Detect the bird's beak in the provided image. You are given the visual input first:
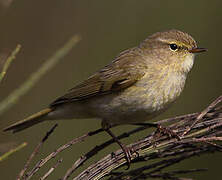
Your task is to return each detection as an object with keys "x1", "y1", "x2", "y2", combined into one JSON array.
[{"x1": 188, "y1": 47, "x2": 207, "y2": 53}]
